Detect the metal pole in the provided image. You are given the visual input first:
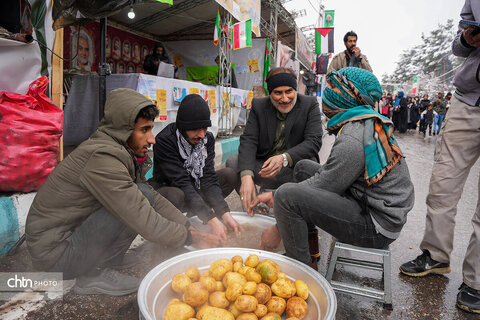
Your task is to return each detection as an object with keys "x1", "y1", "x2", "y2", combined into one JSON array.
[{"x1": 99, "y1": 17, "x2": 109, "y2": 120}]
